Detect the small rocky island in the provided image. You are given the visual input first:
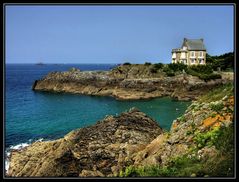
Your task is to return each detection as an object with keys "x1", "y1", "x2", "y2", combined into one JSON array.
[{"x1": 32, "y1": 64, "x2": 233, "y2": 101}]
